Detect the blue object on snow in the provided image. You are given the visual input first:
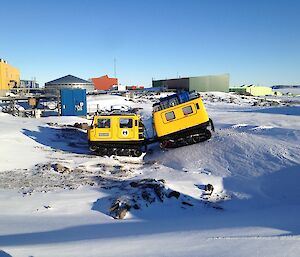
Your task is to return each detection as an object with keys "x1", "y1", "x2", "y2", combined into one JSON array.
[{"x1": 60, "y1": 89, "x2": 87, "y2": 116}]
